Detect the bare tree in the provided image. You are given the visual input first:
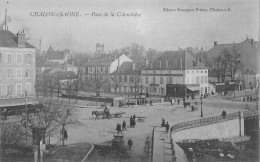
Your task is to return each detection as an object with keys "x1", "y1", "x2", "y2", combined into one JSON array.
[
  {"x1": 83, "y1": 75, "x2": 94, "y2": 93},
  {"x1": 0, "y1": 120, "x2": 21, "y2": 155},
  {"x1": 121, "y1": 43, "x2": 145, "y2": 61},
  {"x1": 110, "y1": 75, "x2": 123, "y2": 96},
  {"x1": 225, "y1": 46, "x2": 242, "y2": 81},
  {"x1": 75, "y1": 67, "x2": 83, "y2": 103},
  {"x1": 55, "y1": 102, "x2": 80, "y2": 146},
  {"x1": 129, "y1": 75, "x2": 141, "y2": 98},
  {"x1": 19, "y1": 100, "x2": 61, "y2": 161}
]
